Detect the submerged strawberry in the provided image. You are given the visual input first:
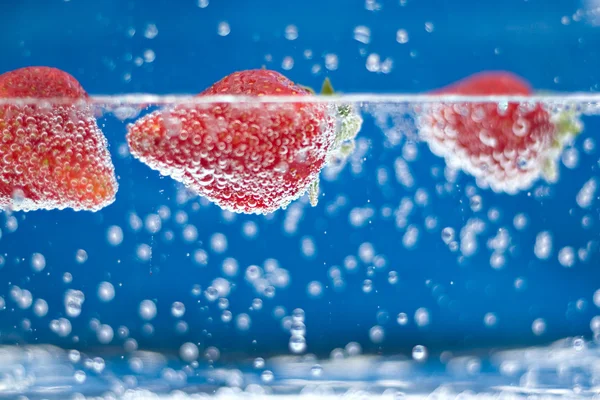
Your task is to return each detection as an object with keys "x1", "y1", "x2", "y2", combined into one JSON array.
[
  {"x1": 0, "y1": 66, "x2": 118, "y2": 211},
  {"x1": 127, "y1": 69, "x2": 361, "y2": 214},
  {"x1": 417, "y1": 71, "x2": 581, "y2": 194}
]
